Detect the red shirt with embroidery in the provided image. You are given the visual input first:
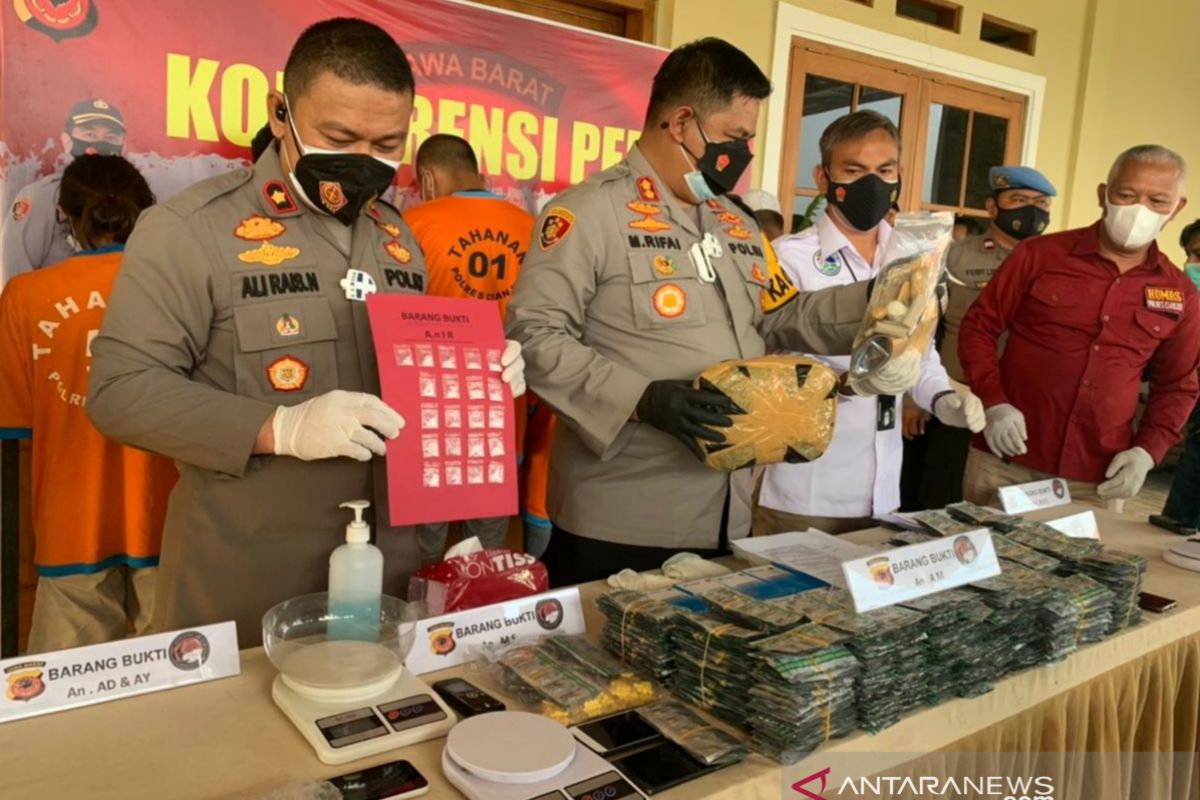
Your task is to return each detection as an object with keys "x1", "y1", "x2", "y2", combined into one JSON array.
[{"x1": 959, "y1": 221, "x2": 1200, "y2": 482}]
